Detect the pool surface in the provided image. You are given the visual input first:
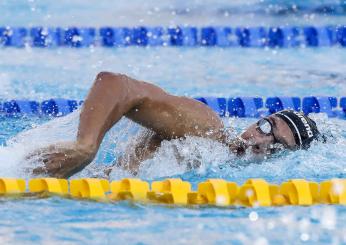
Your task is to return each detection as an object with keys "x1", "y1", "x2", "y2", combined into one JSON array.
[{"x1": 1, "y1": 0, "x2": 346, "y2": 244}]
